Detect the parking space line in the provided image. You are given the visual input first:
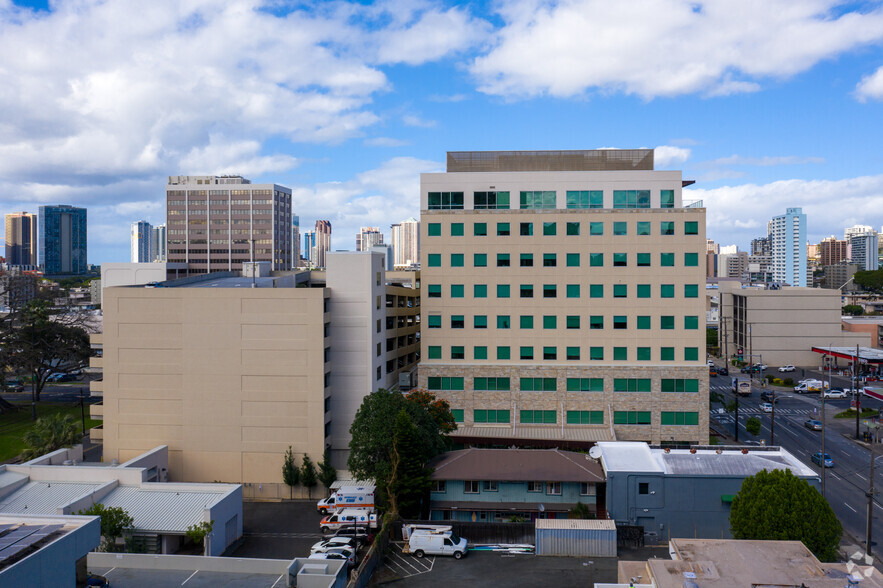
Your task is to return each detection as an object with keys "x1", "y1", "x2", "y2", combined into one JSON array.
[
  {"x1": 271, "y1": 575, "x2": 285, "y2": 588},
  {"x1": 181, "y1": 570, "x2": 199, "y2": 585}
]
